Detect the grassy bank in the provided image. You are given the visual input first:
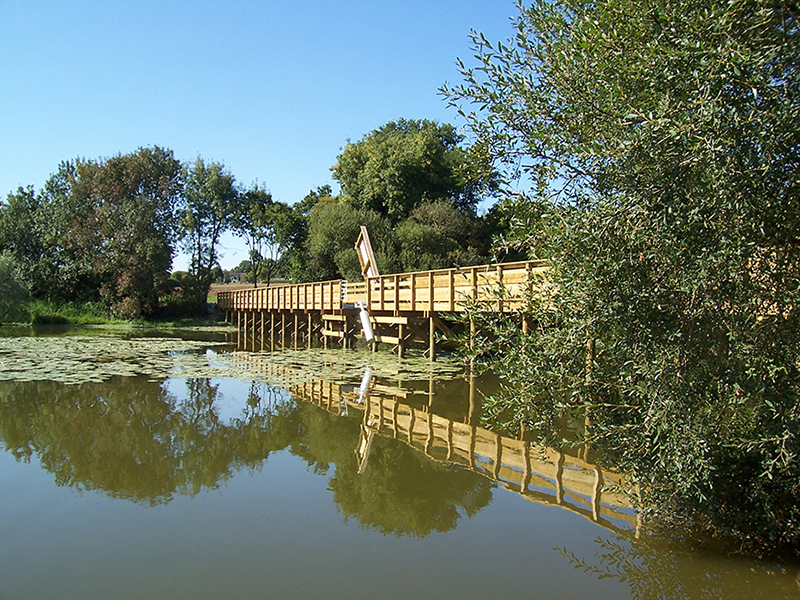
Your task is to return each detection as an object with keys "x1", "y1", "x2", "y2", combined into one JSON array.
[
  {"x1": 26, "y1": 300, "x2": 125, "y2": 326},
  {"x1": 7, "y1": 299, "x2": 232, "y2": 329}
]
